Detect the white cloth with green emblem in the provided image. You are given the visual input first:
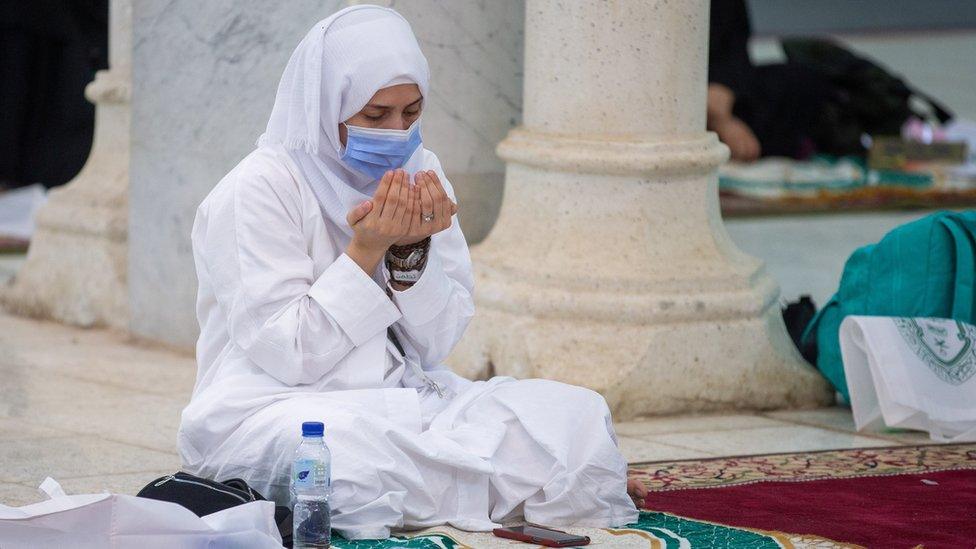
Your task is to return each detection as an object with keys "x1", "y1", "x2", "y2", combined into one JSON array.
[{"x1": 840, "y1": 315, "x2": 976, "y2": 442}]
